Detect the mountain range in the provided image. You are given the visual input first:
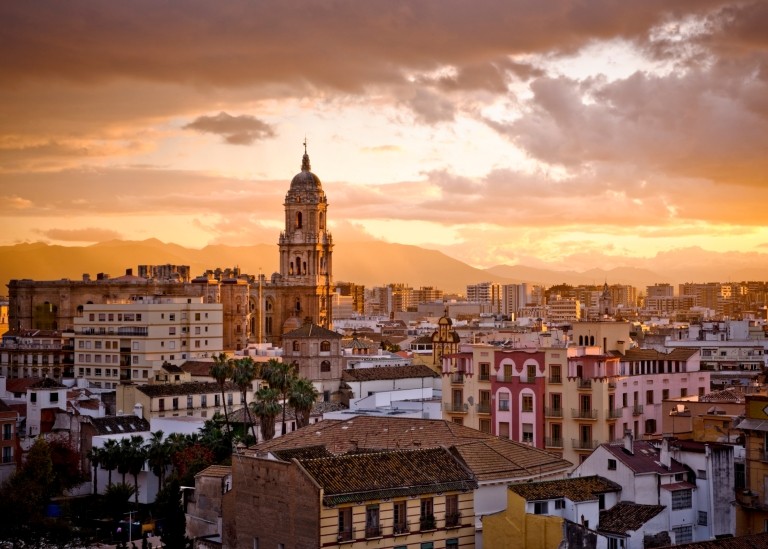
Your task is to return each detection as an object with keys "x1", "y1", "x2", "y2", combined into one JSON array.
[{"x1": 1, "y1": 239, "x2": 767, "y2": 295}]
